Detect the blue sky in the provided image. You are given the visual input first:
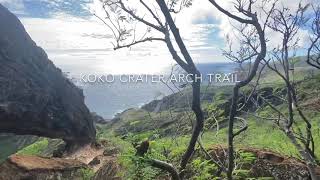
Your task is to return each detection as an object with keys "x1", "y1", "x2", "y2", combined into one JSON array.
[
  {"x1": 0, "y1": 0, "x2": 315, "y2": 75},
  {"x1": 1, "y1": 0, "x2": 91, "y2": 17}
]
